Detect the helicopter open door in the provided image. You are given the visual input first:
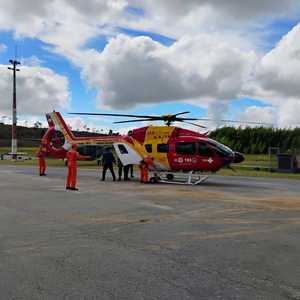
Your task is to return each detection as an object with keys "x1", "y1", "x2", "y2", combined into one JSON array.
[{"x1": 113, "y1": 143, "x2": 142, "y2": 166}]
